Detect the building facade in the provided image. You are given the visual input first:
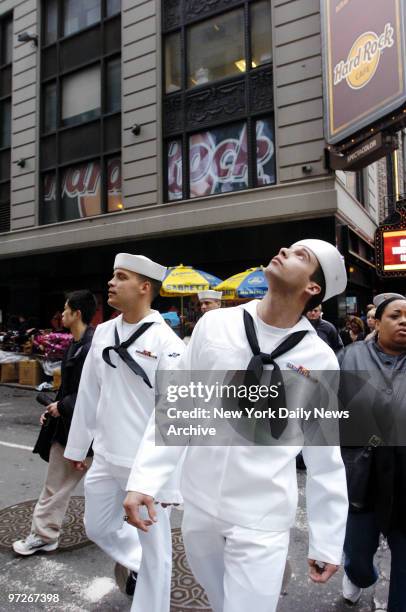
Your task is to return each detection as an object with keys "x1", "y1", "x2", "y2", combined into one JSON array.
[{"x1": 0, "y1": 0, "x2": 394, "y2": 326}]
